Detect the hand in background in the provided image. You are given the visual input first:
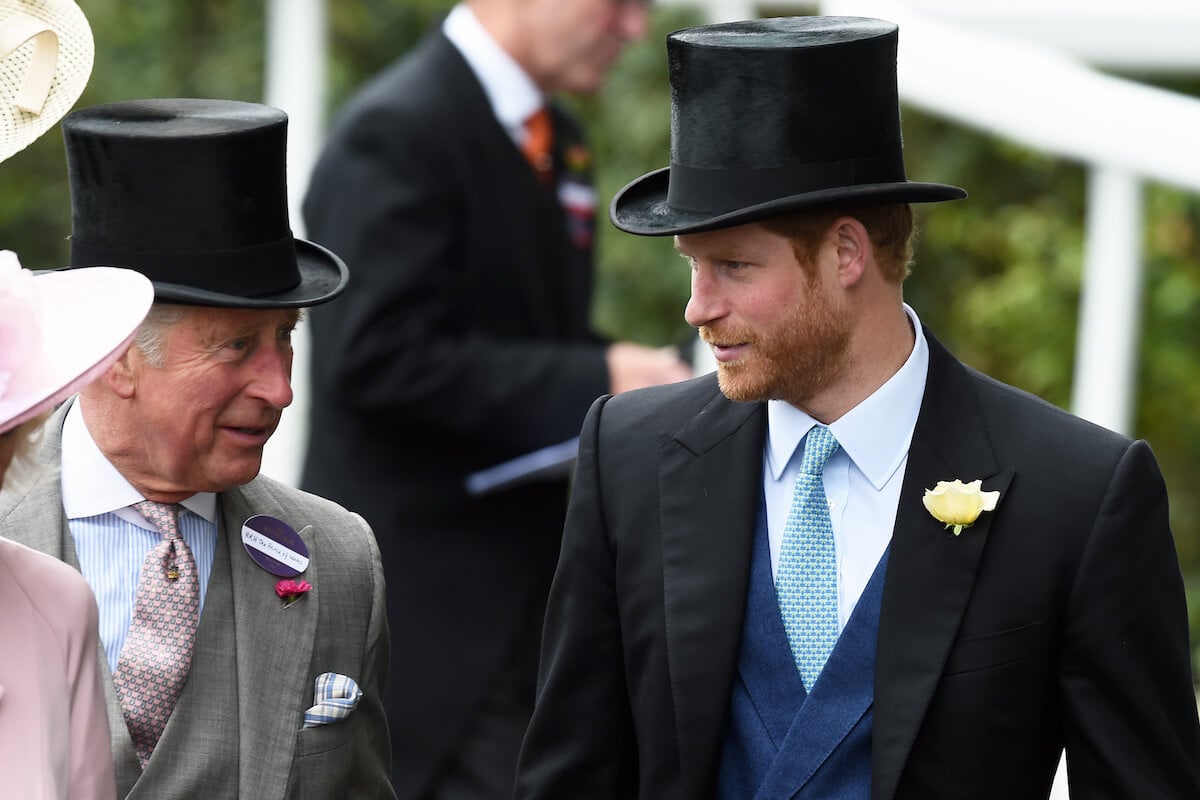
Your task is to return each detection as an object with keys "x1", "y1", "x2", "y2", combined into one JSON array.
[{"x1": 606, "y1": 342, "x2": 694, "y2": 395}]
